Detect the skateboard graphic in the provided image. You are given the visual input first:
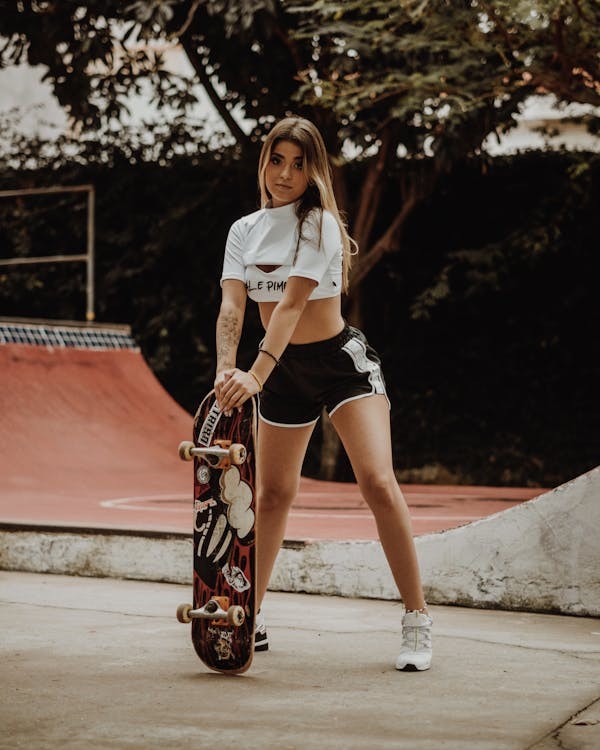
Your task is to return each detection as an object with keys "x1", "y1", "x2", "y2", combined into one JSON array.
[{"x1": 177, "y1": 390, "x2": 258, "y2": 674}]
